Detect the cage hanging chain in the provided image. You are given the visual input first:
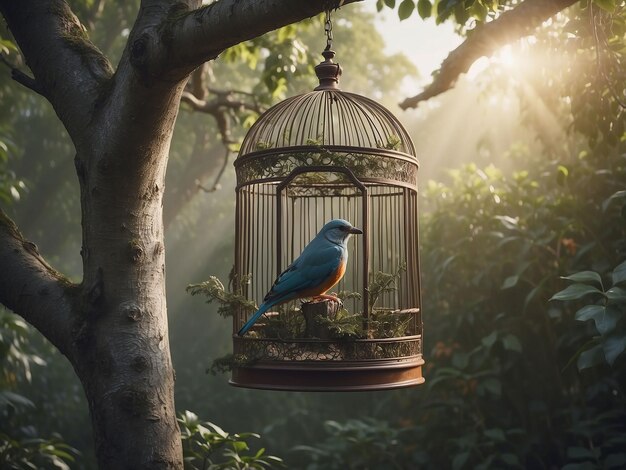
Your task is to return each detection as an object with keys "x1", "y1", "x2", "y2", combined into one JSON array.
[{"x1": 324, "y1": 9, "x2": 333, "y2": 51}]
